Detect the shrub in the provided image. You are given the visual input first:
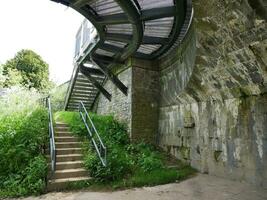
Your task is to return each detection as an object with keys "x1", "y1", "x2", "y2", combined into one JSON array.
[
  {"x1": 0, "y1": 156, "x2": 47, "y2": 197},
  {"x1": 0, "y1": 107, "x2": 48, "y2": 197},
  {"x1": 84, "y1": 144, "x2": 133, "y2": 182},
  {"x1": 57, "y1": 111, "x2": 171, "y2": 183},
  {"x1": 127, "y1": 142, "x2": 163, "y2": 172},
  {"x1": 0, "y1": 86, "x2": 42, "y2": 117}
]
